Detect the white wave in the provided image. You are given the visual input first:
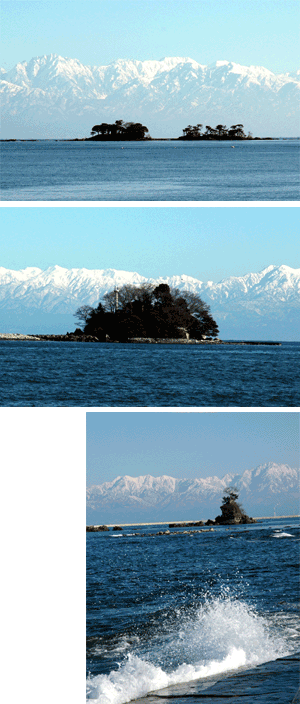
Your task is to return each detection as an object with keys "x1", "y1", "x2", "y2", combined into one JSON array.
[
  {"x1": 271, "y1": 532, "x2": 294, "y2": 537},
  {"x1": 86, "y1": 595, "x2": 290, "y2": 704},
  {"x1": 109, "y1": 535, "x2": 123, "y2": 538},
  {"x1": 86, "y1": 647, "x2": 245, "y2": 703}
]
